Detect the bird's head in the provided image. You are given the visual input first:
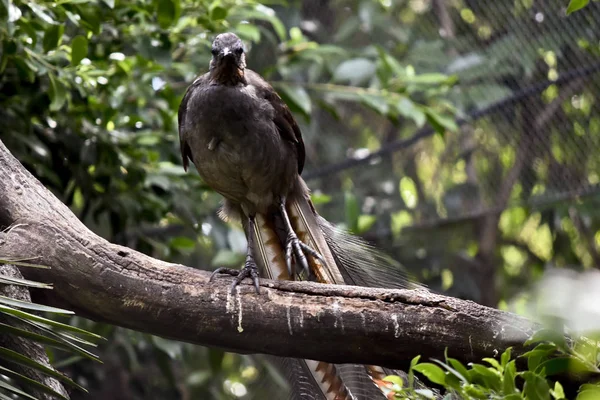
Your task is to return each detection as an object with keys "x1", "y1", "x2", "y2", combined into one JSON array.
[{"x1": 209, "y1": 33, "x2": 247, "y2": 85}]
